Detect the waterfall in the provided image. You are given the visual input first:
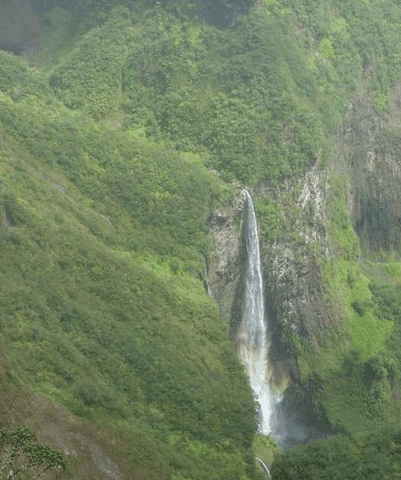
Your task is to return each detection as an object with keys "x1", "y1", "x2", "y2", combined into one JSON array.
[{"x1": 236, "y1": 190, "x2": 285, "y2": 441}]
